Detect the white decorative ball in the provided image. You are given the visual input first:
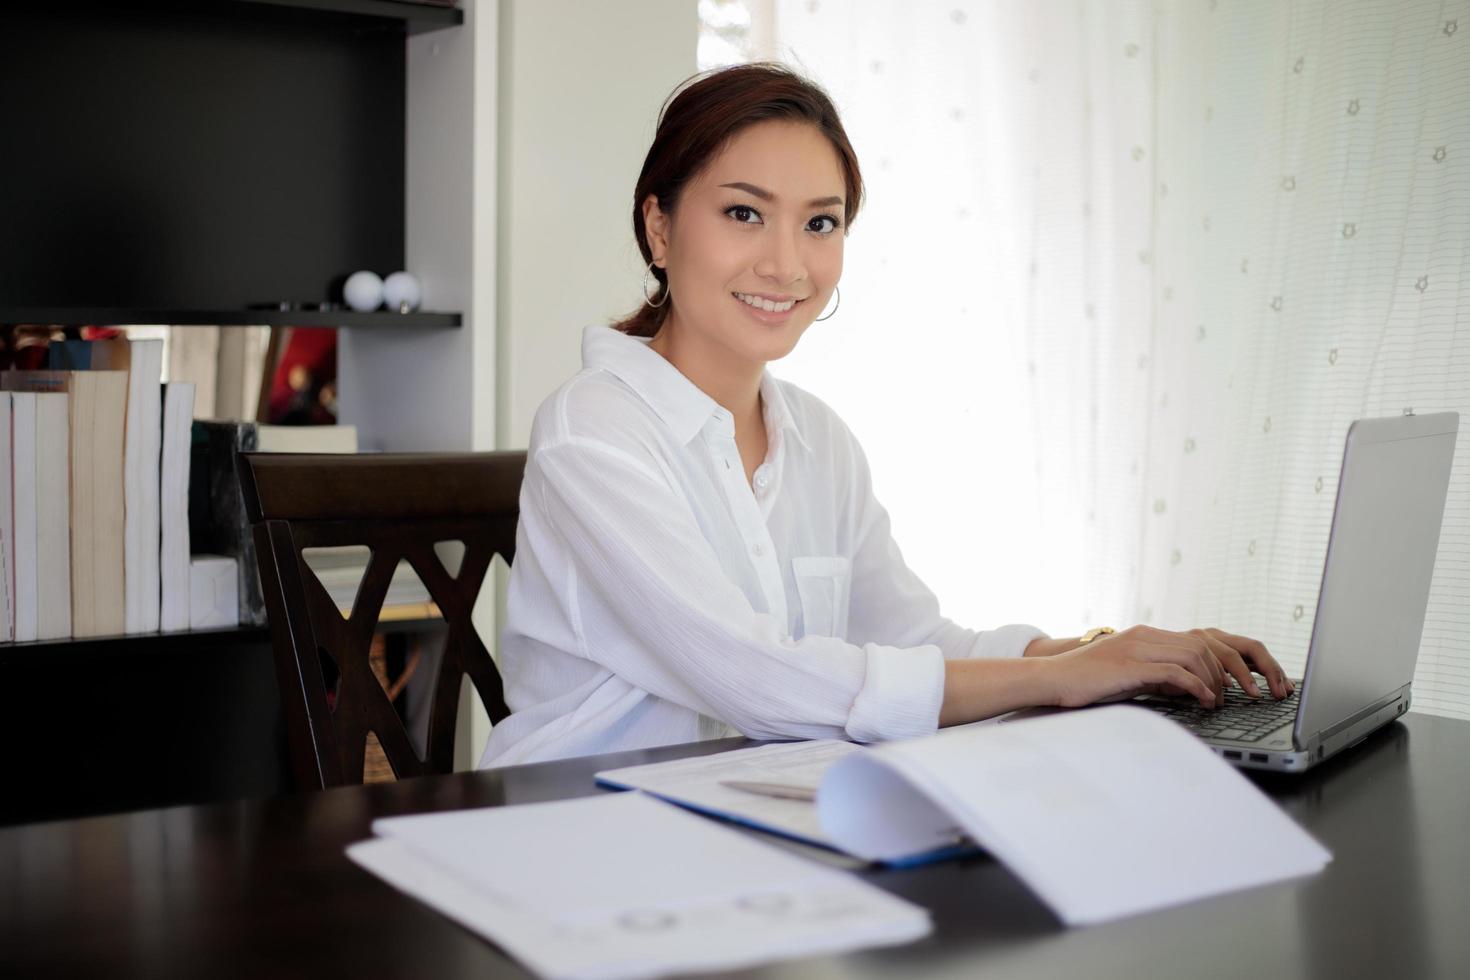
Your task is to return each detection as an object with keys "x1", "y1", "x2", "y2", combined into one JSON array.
[
  {"x1": 344, "y1": 270, "x2": 384, "y2": 312},
  {"x1": 382, "y1": 271, "x2": 423, "y2": 313}
]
